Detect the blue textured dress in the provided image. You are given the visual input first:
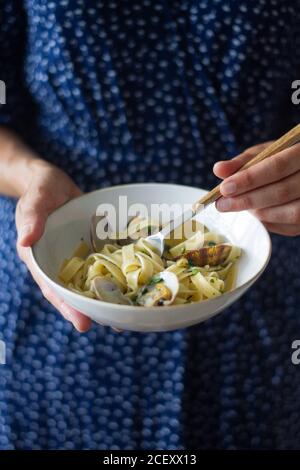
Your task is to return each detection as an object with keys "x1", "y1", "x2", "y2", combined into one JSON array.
[{"x1": 0, "y1": 0, "x2": 300, "y2": 450}]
